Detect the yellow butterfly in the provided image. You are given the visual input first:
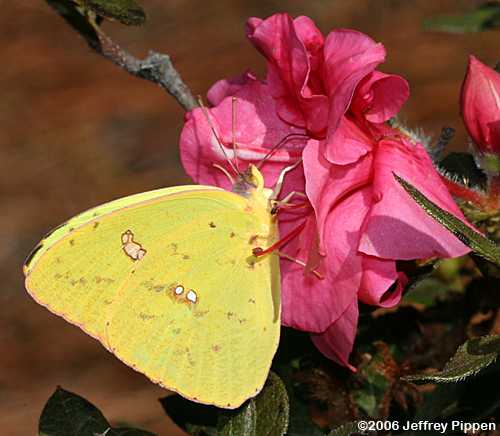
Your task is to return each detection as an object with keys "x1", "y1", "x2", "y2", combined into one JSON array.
[{"x1": 23, "y1": 164, "x2": 281, "y2": 409}]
